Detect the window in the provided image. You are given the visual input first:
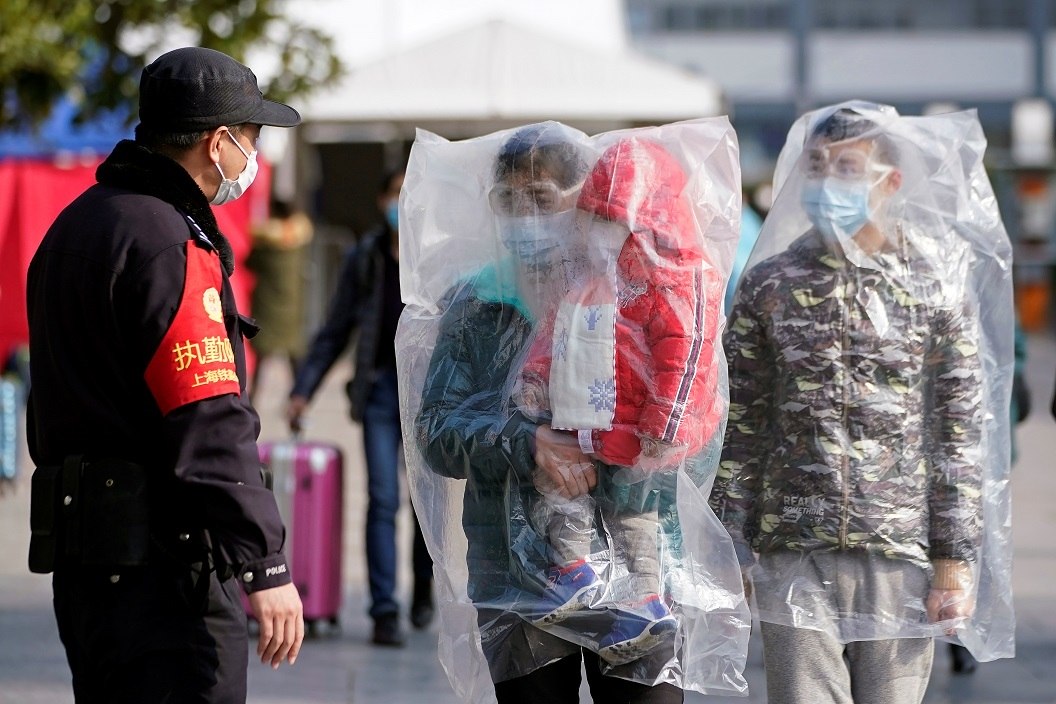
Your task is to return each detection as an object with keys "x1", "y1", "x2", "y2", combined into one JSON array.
[
  {"x1": 813, "y1": 0, "x2": 1028, "y2": 30},
  {"x1": 639, "y1": 0, "x2": 791, "y2": 31},
  {"x1": 631, "y1": 0, "x2": 1035, "y2": 33}
]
